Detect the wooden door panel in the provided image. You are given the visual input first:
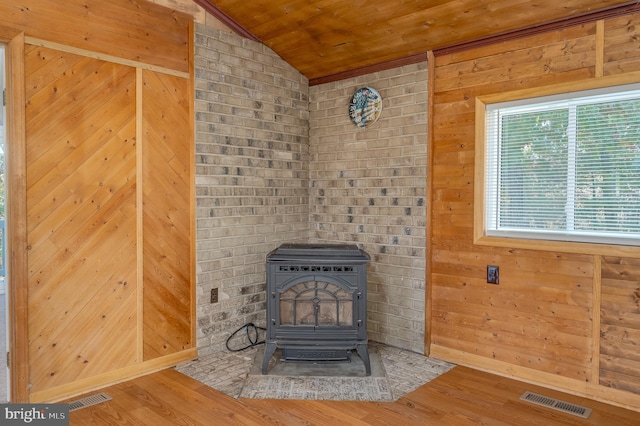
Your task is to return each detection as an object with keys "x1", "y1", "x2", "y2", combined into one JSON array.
[
  {"x1": 142, "y1": 70, "x2": 192, "y2": 360},
  {"x1": 26, "y1": 61, "x2": 135, "y2": 197},
  {"x1": 25, "y1": 45, "x2": 138, "y2": 393}
]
